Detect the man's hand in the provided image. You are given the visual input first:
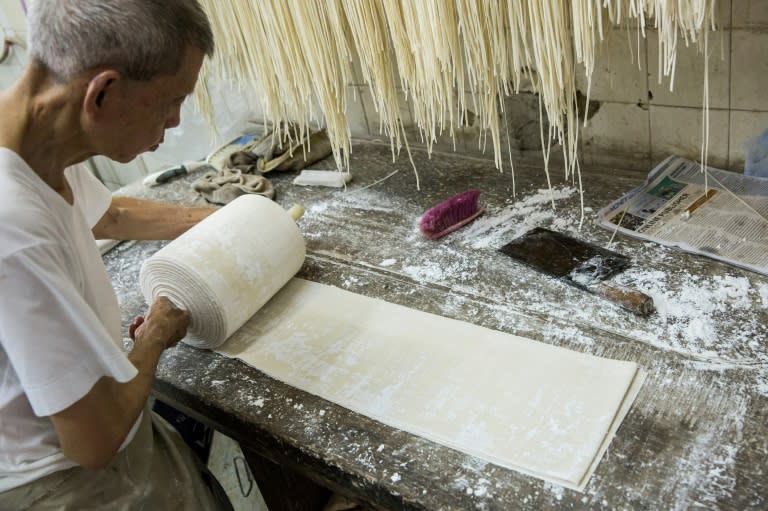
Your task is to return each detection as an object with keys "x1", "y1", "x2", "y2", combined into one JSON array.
[{"x1": 133, "y1": 296, "x2": 189, "y2": 350}]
